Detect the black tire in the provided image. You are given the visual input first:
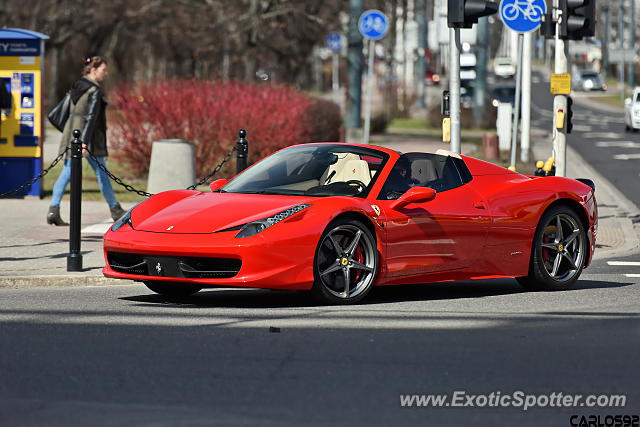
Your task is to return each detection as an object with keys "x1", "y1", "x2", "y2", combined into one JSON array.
[
  {"x1": 144, "y1": 281, "x2": 202, "y2": 297},
  {"x1": 312, "y1": 218, "x2": 378, "y2": 304},
  {"x1": 517, "y1": 205, "x2": 587, "y2": 291}
]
